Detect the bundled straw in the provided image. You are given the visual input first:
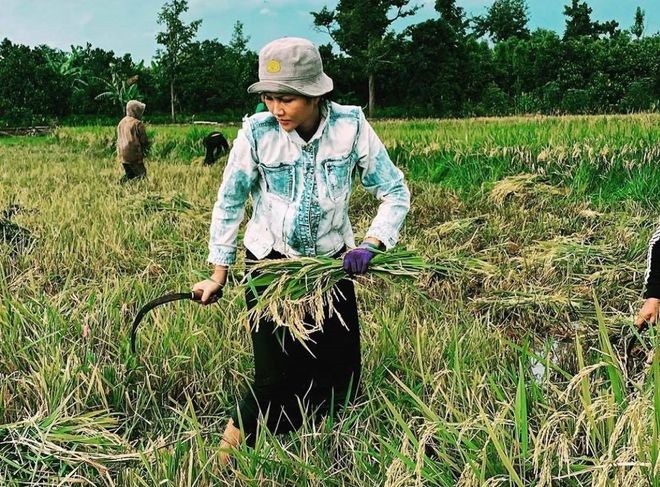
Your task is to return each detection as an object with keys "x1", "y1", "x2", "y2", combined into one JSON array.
[{"x1": 237, "y1": 248, "x2": 493, "y2": 345}]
